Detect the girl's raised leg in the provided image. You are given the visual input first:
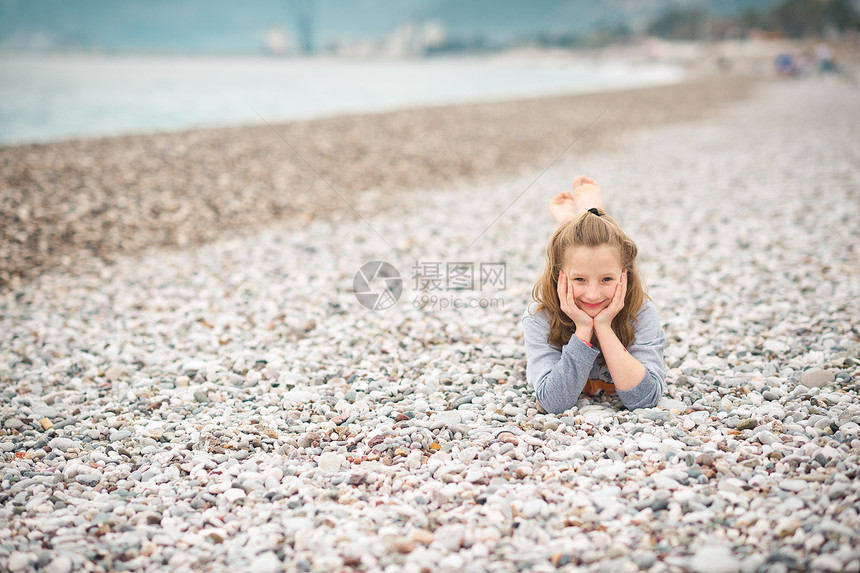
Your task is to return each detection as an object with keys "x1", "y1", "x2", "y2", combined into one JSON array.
[{"x1": 549, "y1": 191, "x2": 577, "y2": 225}]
